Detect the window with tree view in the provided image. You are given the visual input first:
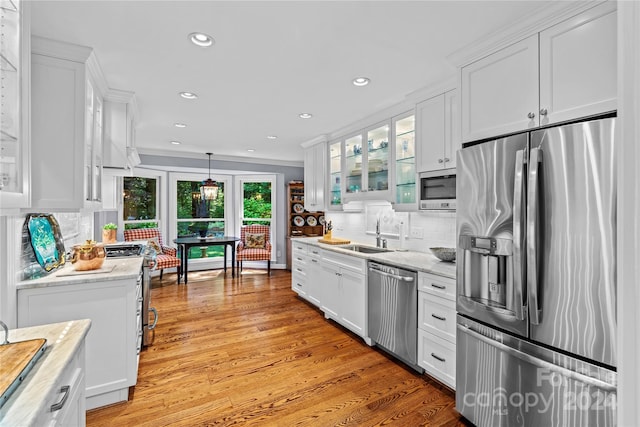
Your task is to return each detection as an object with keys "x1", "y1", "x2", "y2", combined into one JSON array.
[
  {"x1": 176, "y1": 180, "x2": 226, "y2": 259},
  {"x1": 123, "y1": 177, "x2": 158, "y2": 229},
  {"x1": 241, "y1": 181, "x2": 272, "y2": 227}
]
